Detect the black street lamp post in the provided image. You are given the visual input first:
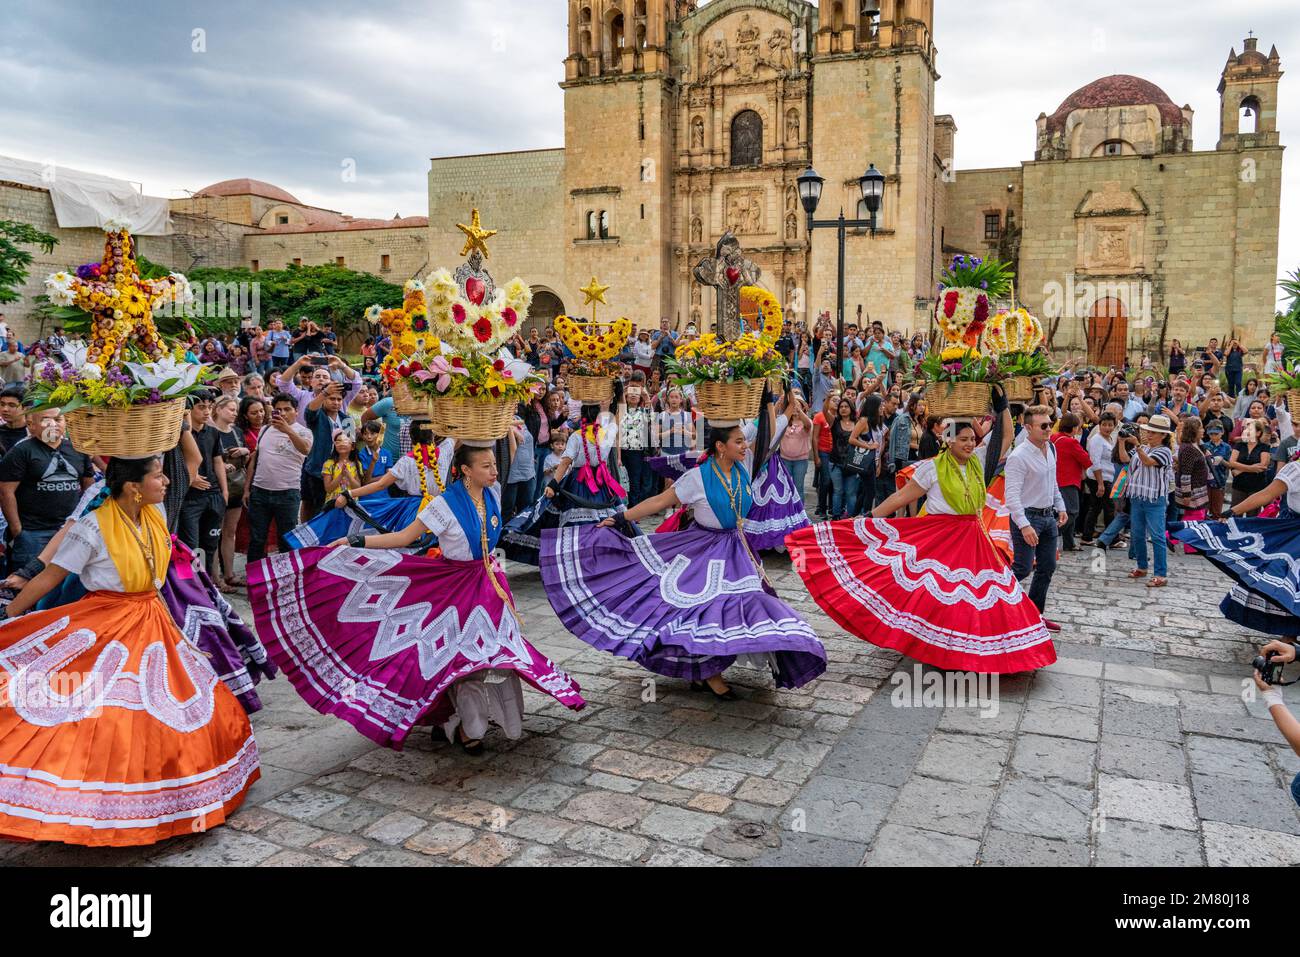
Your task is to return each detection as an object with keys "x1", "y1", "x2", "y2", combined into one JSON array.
[{"x1": 797, "y1": 163, "x2": 885, "y2": 373}]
